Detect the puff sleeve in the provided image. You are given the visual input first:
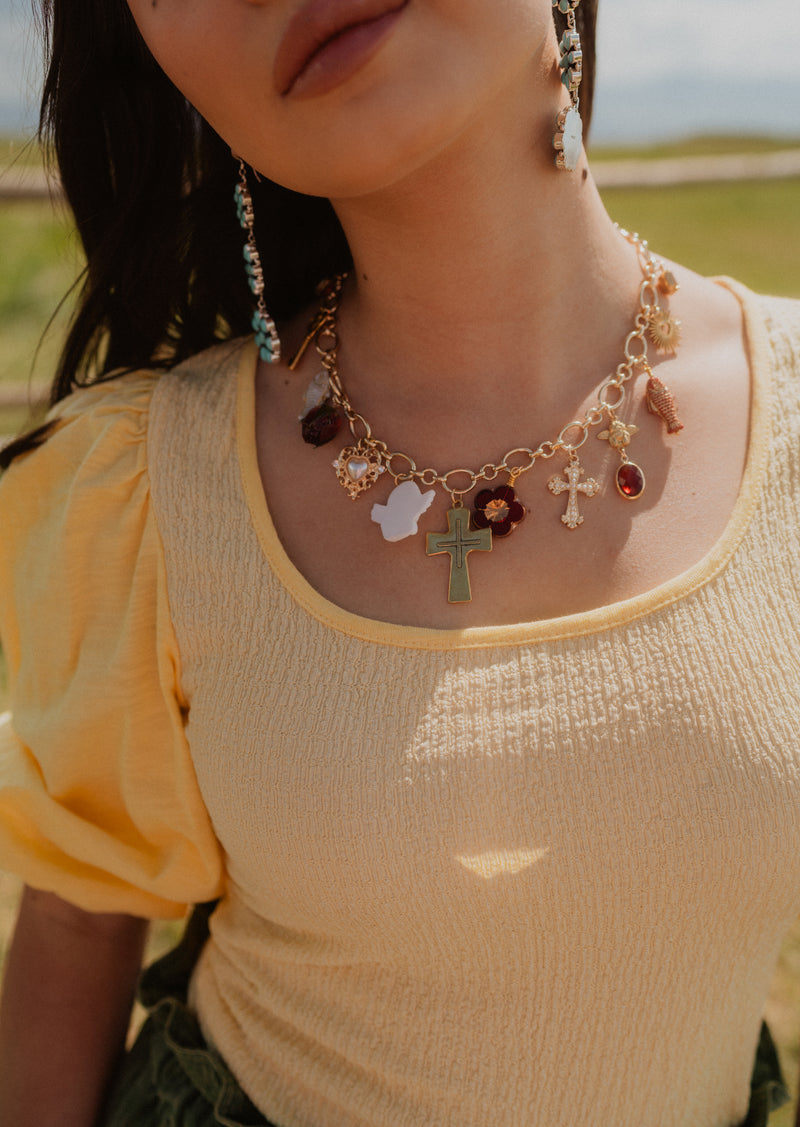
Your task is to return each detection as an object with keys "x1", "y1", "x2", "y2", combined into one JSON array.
[{"x1": 0, "y1": 374, "x2": 224, "y2": 918}]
